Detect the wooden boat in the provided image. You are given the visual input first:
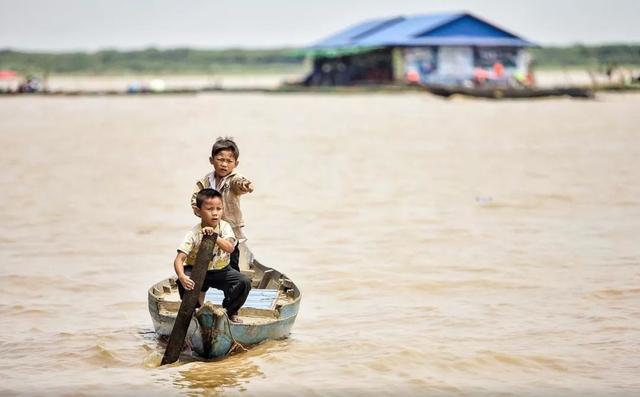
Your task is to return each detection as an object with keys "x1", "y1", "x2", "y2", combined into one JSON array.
[
  {"x1": 421, "y1": 83, "x2": 594, "y2": 99},
  {"x1": 148, "y1": 245, "x2": 300, "y2": 359}
]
